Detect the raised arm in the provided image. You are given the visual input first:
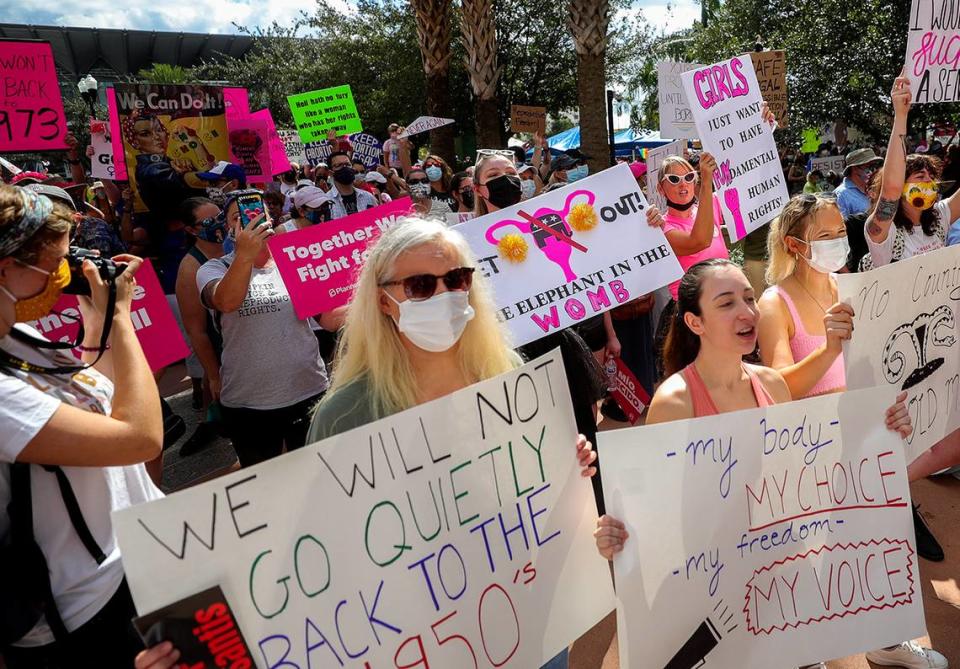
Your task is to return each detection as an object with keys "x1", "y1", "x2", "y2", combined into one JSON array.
[
  {"x1": 867, "y1": 71, "x2": 912, "y2": 244},
  {"x1": 664, "y1": 153, "x2": 718, "y2": 256}
]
